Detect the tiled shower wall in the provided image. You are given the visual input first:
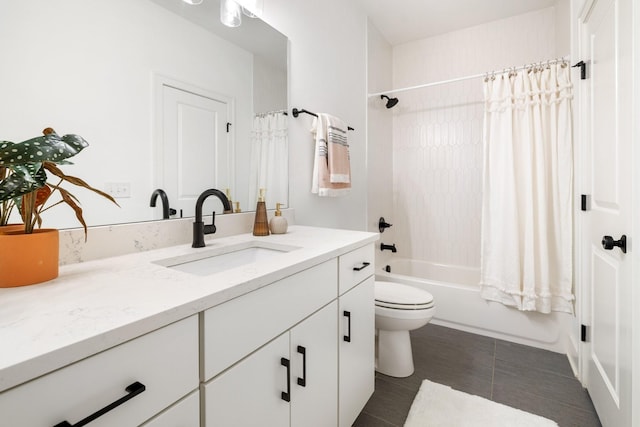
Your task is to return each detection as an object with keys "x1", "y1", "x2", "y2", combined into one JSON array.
[{"x1": 391, "y1": 7, "x2": 560, "y2": 269}]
